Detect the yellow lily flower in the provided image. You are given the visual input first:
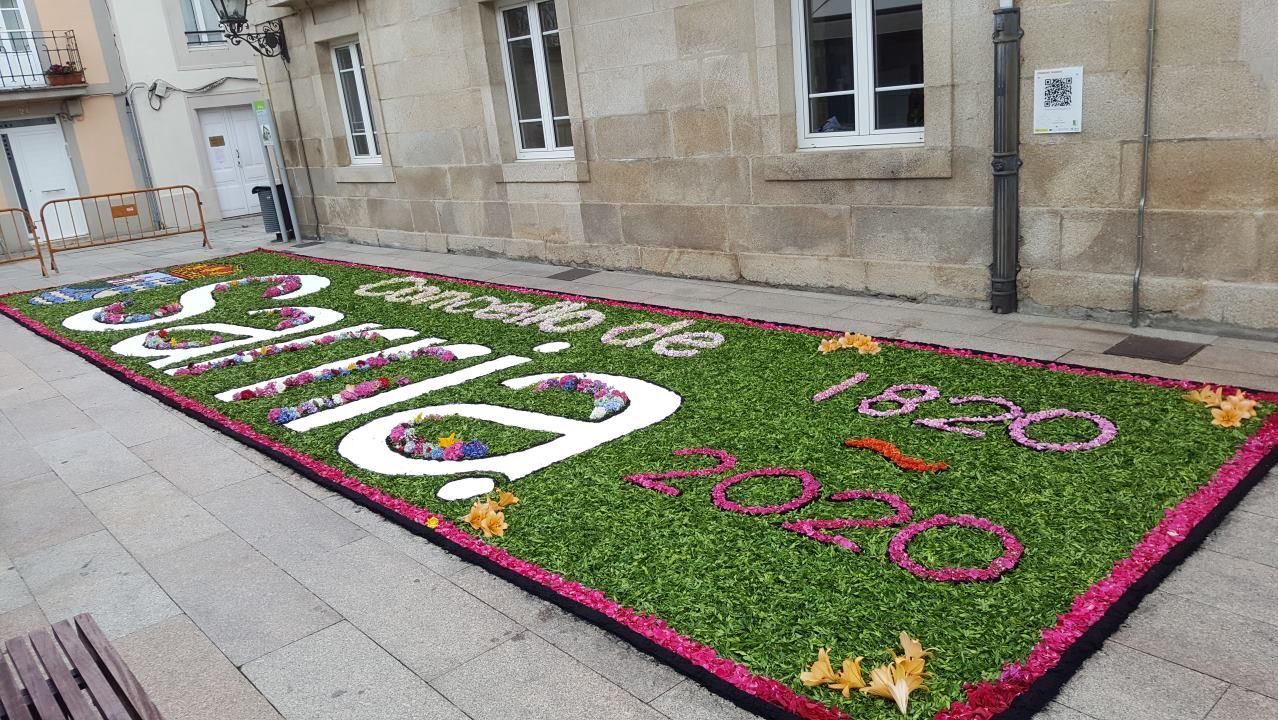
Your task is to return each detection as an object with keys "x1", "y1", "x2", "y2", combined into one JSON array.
[
  {"x1": 479, "y1": 510, "x2": 508, "y2": 538},
  {"x1": 437, "y1": 433, "x2": 459, "y2": 448},
  {"x1": 818, "y1": 338, "x2": 841, "y2": 355},
  {"x1": 497, "y1": 490, "x2": 520, "y2": 508},
  {"x1": 829, "y1": 657, "x2": 866, "y2": 697},
  {"x1": 857, "y1": 340, "x2": 882, "y2": 355},
  {"x1": 1184, "y1": 385, "x2": 1224, "y2": 407},
  {"x1": 800, "y1": 648, "x2": 840, "y2": 687},
  {"x1": 837, "y1": 332, "x2": 863, "y2": 349},
  {"x1": 1223, "y1": 391, "x2": 1258, "y2": 419},
  {"x1": 861, "y1": 662, "x2": 927, "y2": 715},
  {"x1": 462, "y1": 500, "x2": 495, "y2": 530},
  {"x1": 426, "y1": 517, "x2": 440, "y2": 529},
  {"x1": 899, "y1": 632, "x2": 932, "y2": 662},
  {"x1": 1212, "y1": 406, "x2": 1245, "y2": 428}
]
